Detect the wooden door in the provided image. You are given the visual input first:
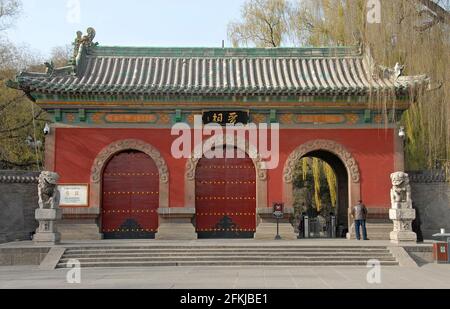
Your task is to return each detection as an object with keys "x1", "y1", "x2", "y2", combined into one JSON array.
[
  {"x1": 102, "y1": 150, "x2": 159, "y2": 239},
  {"x1": 195, "y1": 146, "x2": 256, "y2": 238}
]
